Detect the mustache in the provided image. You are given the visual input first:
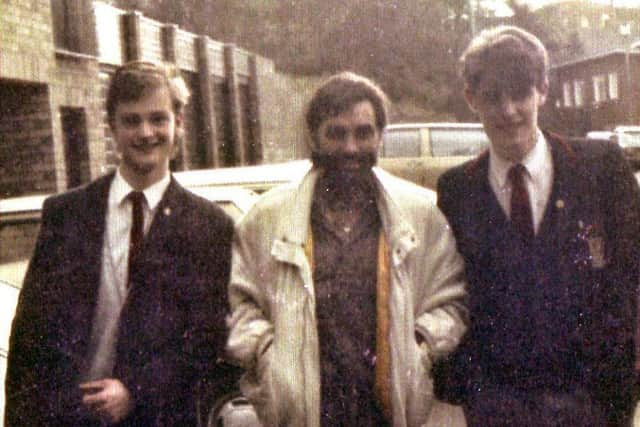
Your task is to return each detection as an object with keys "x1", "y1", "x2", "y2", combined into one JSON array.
[{"x1": 311, "y1": 151, "x2": 377, "y2": 170}]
